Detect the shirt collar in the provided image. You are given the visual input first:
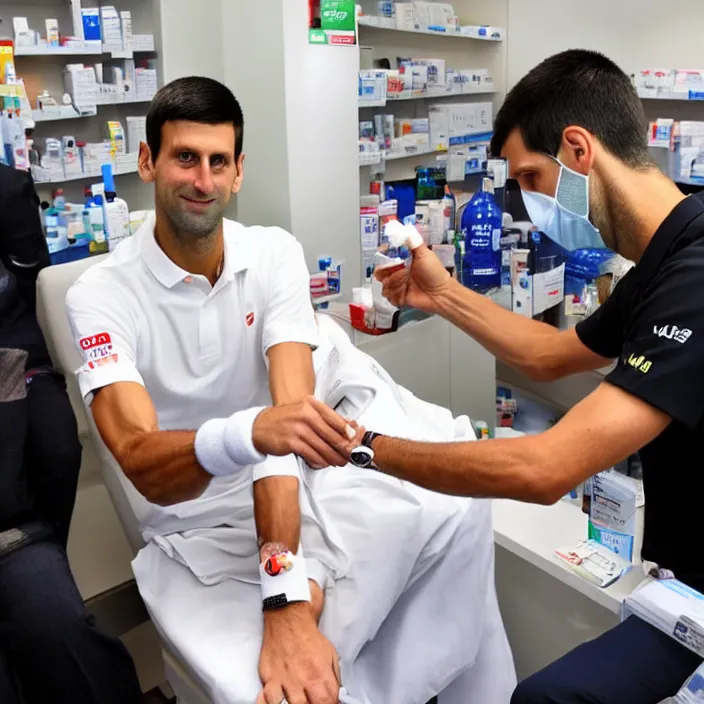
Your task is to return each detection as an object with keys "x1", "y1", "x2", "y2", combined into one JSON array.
[
  {"x1": 139, "y1": 212, "x2": 253, "y2": 290},
  {"x1": 635, "y1": 192, "x2": 704, "y2": 286}
]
